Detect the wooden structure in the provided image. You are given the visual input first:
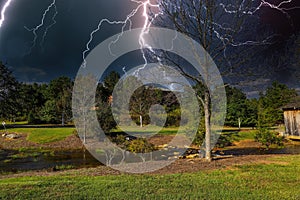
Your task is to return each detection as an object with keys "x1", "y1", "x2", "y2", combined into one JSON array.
[{"x1": 282, "y1": 97, "x2": 300, "y2": 138}]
